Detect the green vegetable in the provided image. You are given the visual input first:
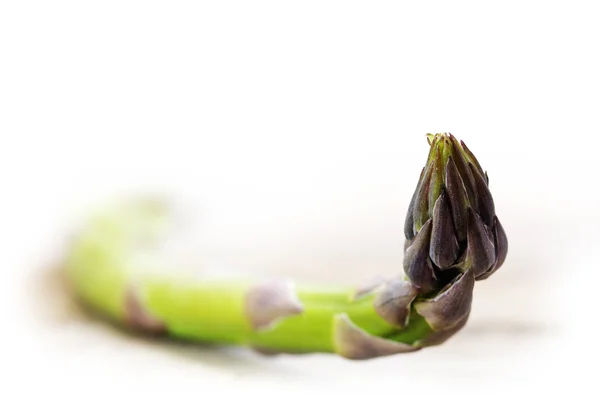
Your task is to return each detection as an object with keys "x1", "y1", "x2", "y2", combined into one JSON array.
[{"x1": 65, "y1": 133, "x2": 507, "y2": 360}]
